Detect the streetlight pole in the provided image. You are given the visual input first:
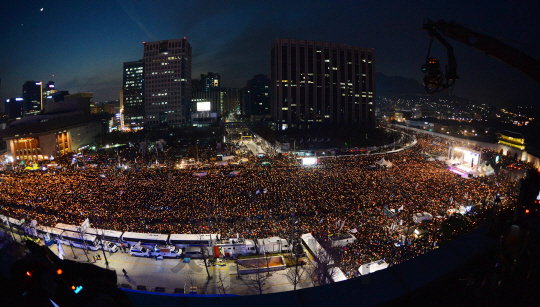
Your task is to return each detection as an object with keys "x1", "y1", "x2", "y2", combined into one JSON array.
[{"x1": 94, "y1": 216, "x2": 109, "y2": 267}]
